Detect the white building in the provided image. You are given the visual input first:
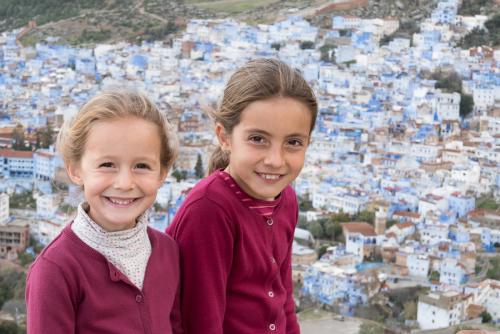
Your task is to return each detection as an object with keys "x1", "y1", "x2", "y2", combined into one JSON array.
[
  {"x1": 433, "y1": 91, "x2": 460, "y2": 121},
  {"x1": 0, "y1": 149, "x2": 34, "y2": 178},
  {"x1": 440, "y1": 258, "x2": 467, "y2": 286},
  {"x1": 31, "y1": 219, "x2": 65, "y2": 245},
  {"x1": 36, "y1": 194, "x2": 61, "y2": 220},
  {"x1": 420, "y1": 224, "x2": 449, "y2": 245},
  {"x1": 417, "y1": 291, "x2": 464, "y2": 330},
  {"x1": 0, "y1": 193, "x2": 9, "y2": 224},
  {"x1": 34, "y1": 149, "x2": 59, "y2": 181},
  {"x1": 407, "y1": 254, "x2": 430, "y2": 278},
  {"x1": 473, "y1": 87, "x2": 497, "y2": 112}
]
